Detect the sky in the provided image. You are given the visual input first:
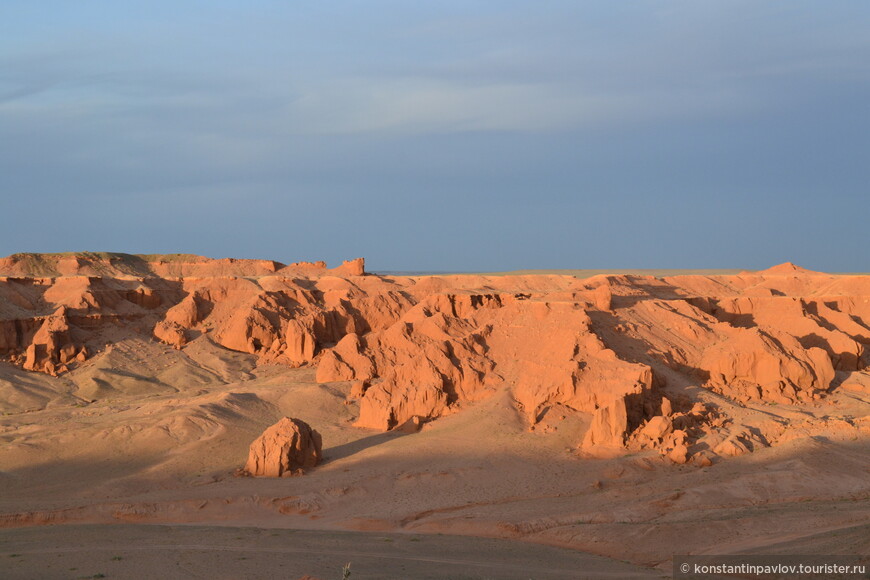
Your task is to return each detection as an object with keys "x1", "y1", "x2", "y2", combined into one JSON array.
[{"x1": 1, "y1": 1, "x2": 868, "y2": 272}]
